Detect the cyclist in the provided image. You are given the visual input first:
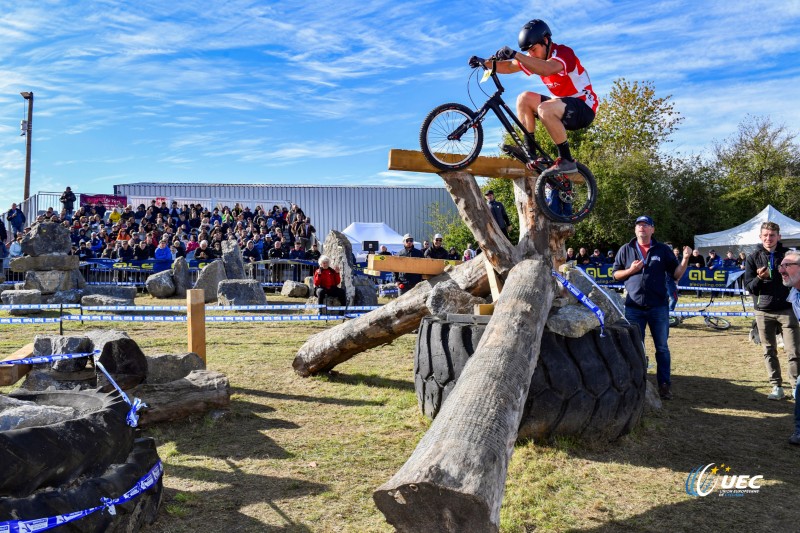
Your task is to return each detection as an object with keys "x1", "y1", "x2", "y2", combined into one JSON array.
[{"x1": 471, "y1": 19, "x2": 597, "y2": 175}]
